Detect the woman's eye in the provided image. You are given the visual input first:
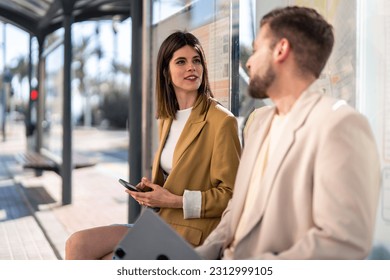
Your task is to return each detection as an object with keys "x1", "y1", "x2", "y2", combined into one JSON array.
[
  {"x1": 193, "y1": 58, "x2": 201, "y2": 64},
  {"x1": 176, "y1": 60, "x2": 185, "y2": 65}
]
